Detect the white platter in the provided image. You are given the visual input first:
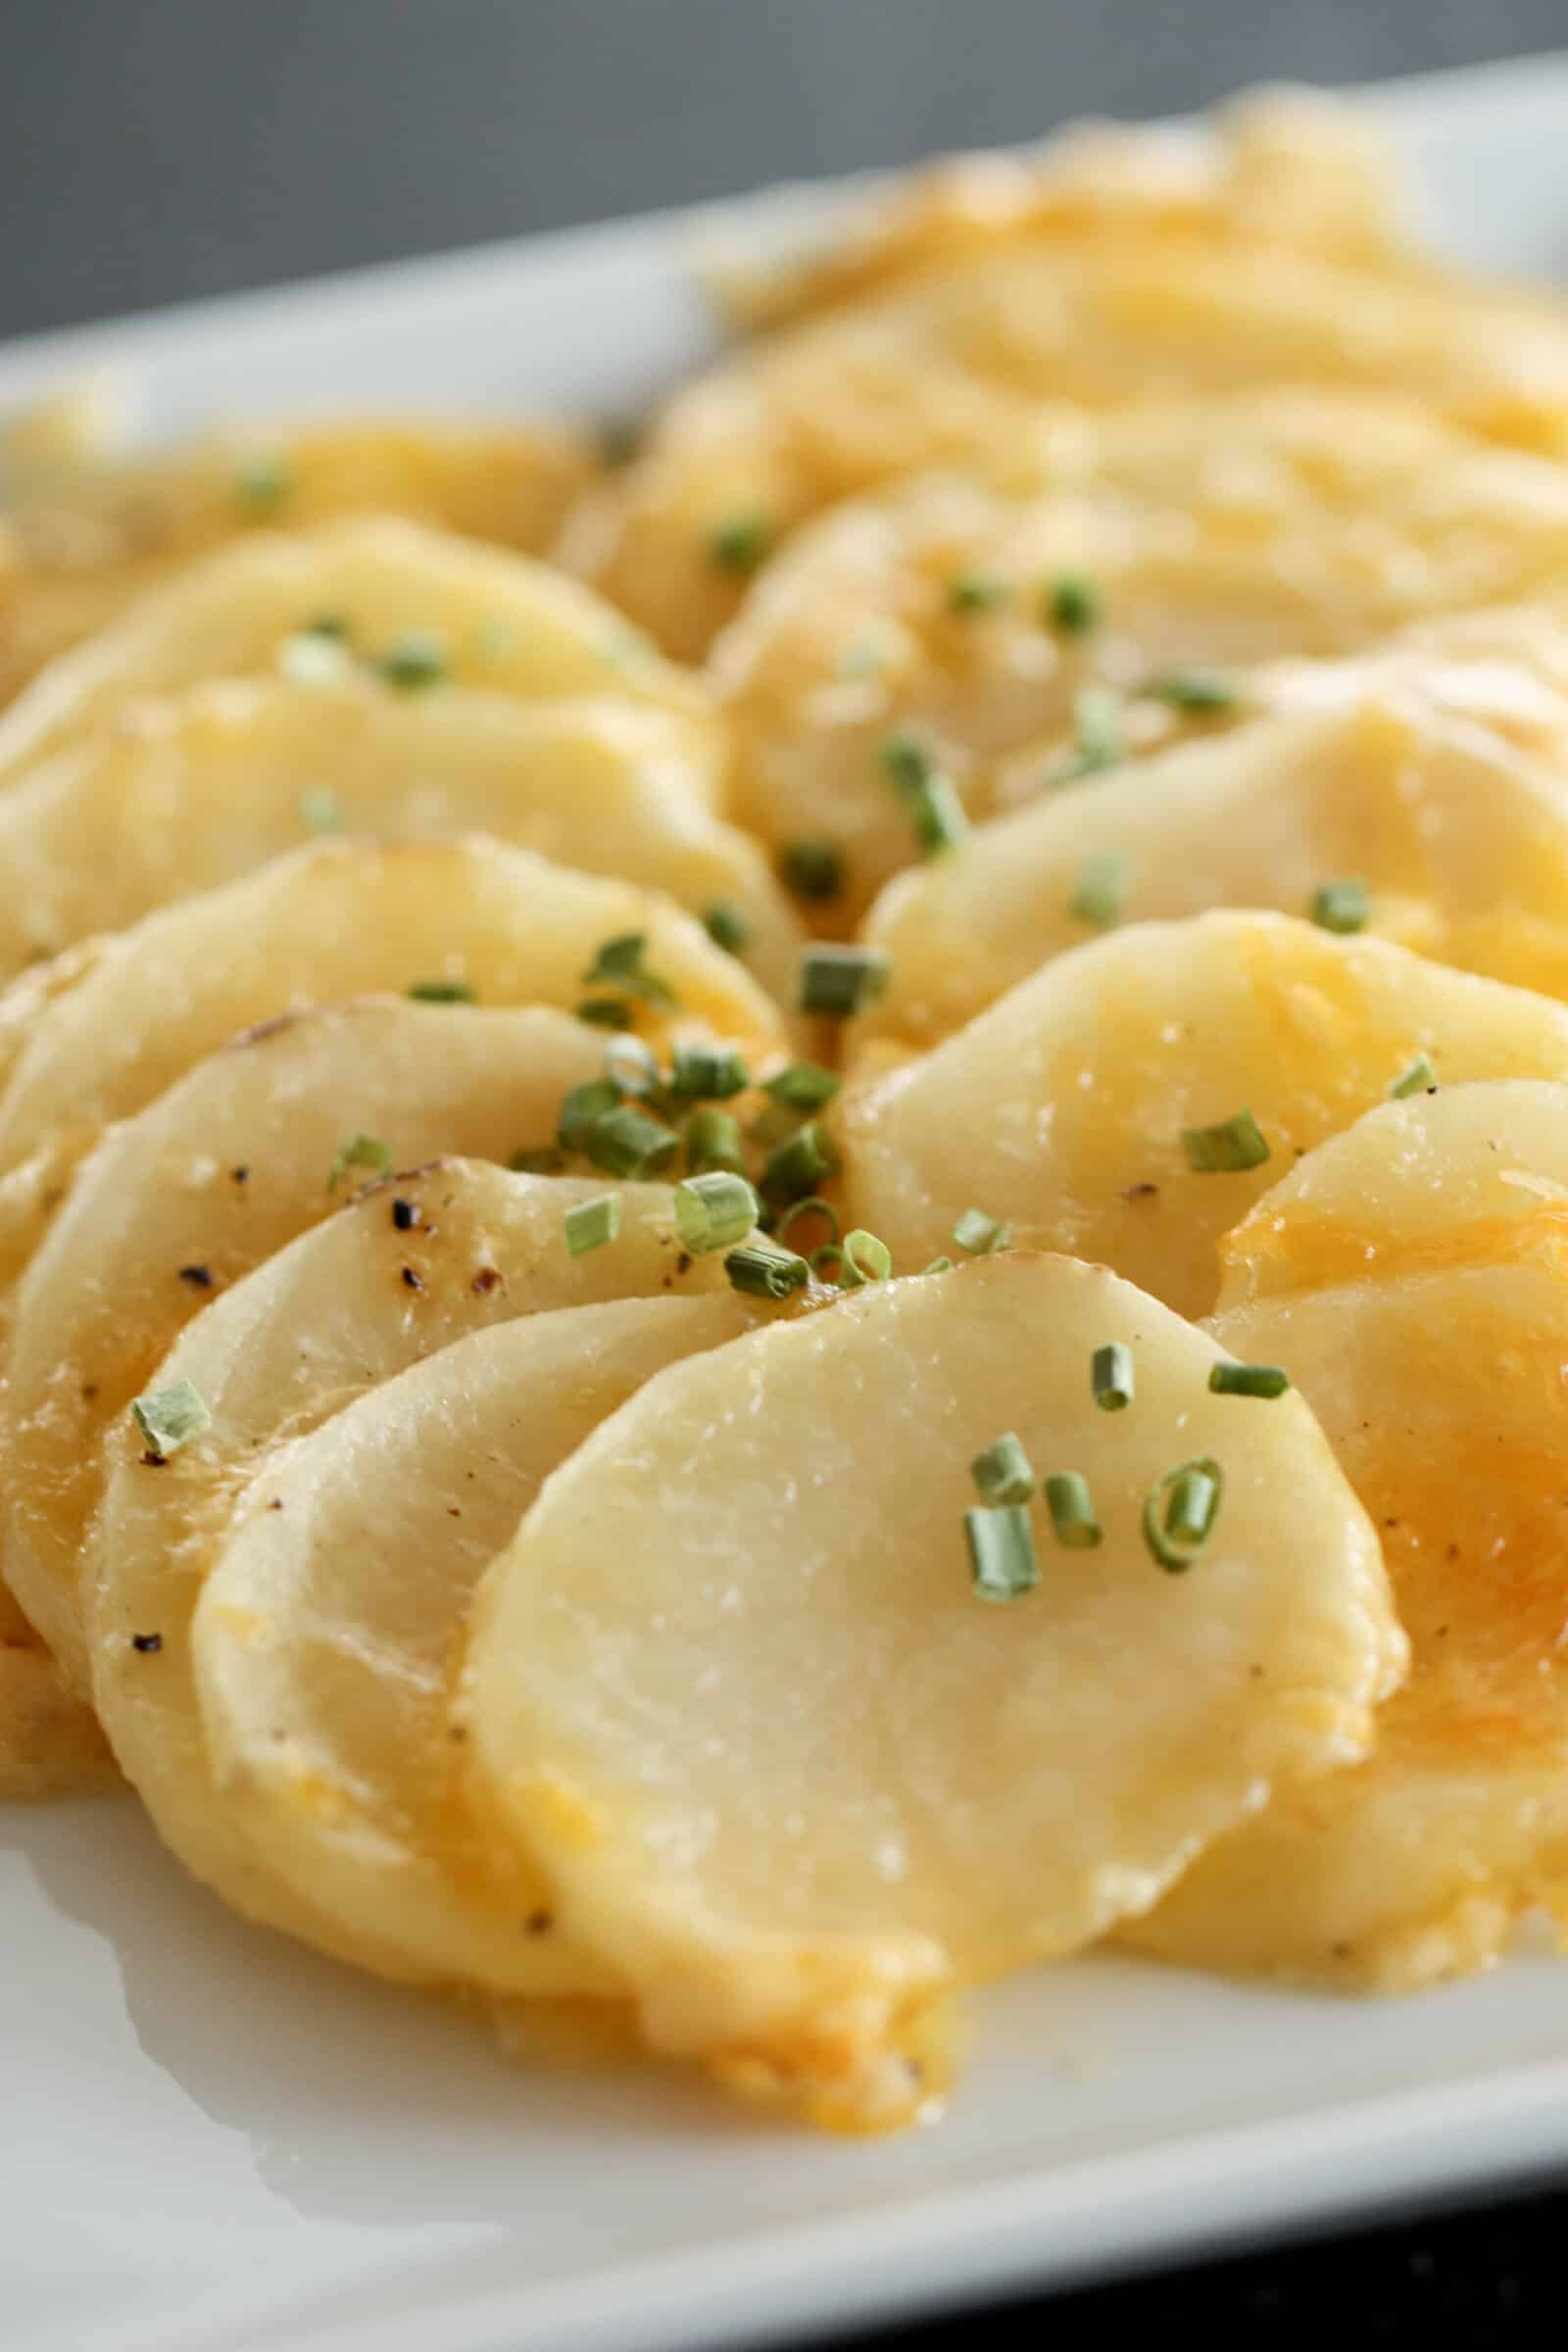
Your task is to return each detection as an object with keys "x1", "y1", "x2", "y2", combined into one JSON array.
[{"x1": 6, "y1": 47, "x2": 1568, "y2": 2352}]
